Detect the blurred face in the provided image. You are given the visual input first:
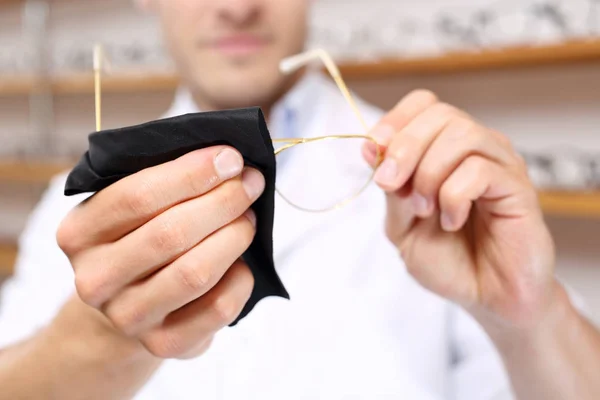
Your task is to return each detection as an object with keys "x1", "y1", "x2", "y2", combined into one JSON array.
[{"x1": 146, "y1": 0, "x2": 310, "y2": 111}]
